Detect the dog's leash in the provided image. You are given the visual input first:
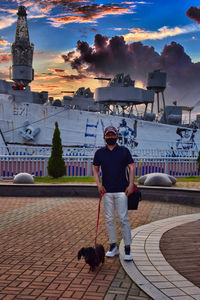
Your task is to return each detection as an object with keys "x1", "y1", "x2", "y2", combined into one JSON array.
[{"x1": 94, "y1": 191, "x2": 105, "y2": 248}]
